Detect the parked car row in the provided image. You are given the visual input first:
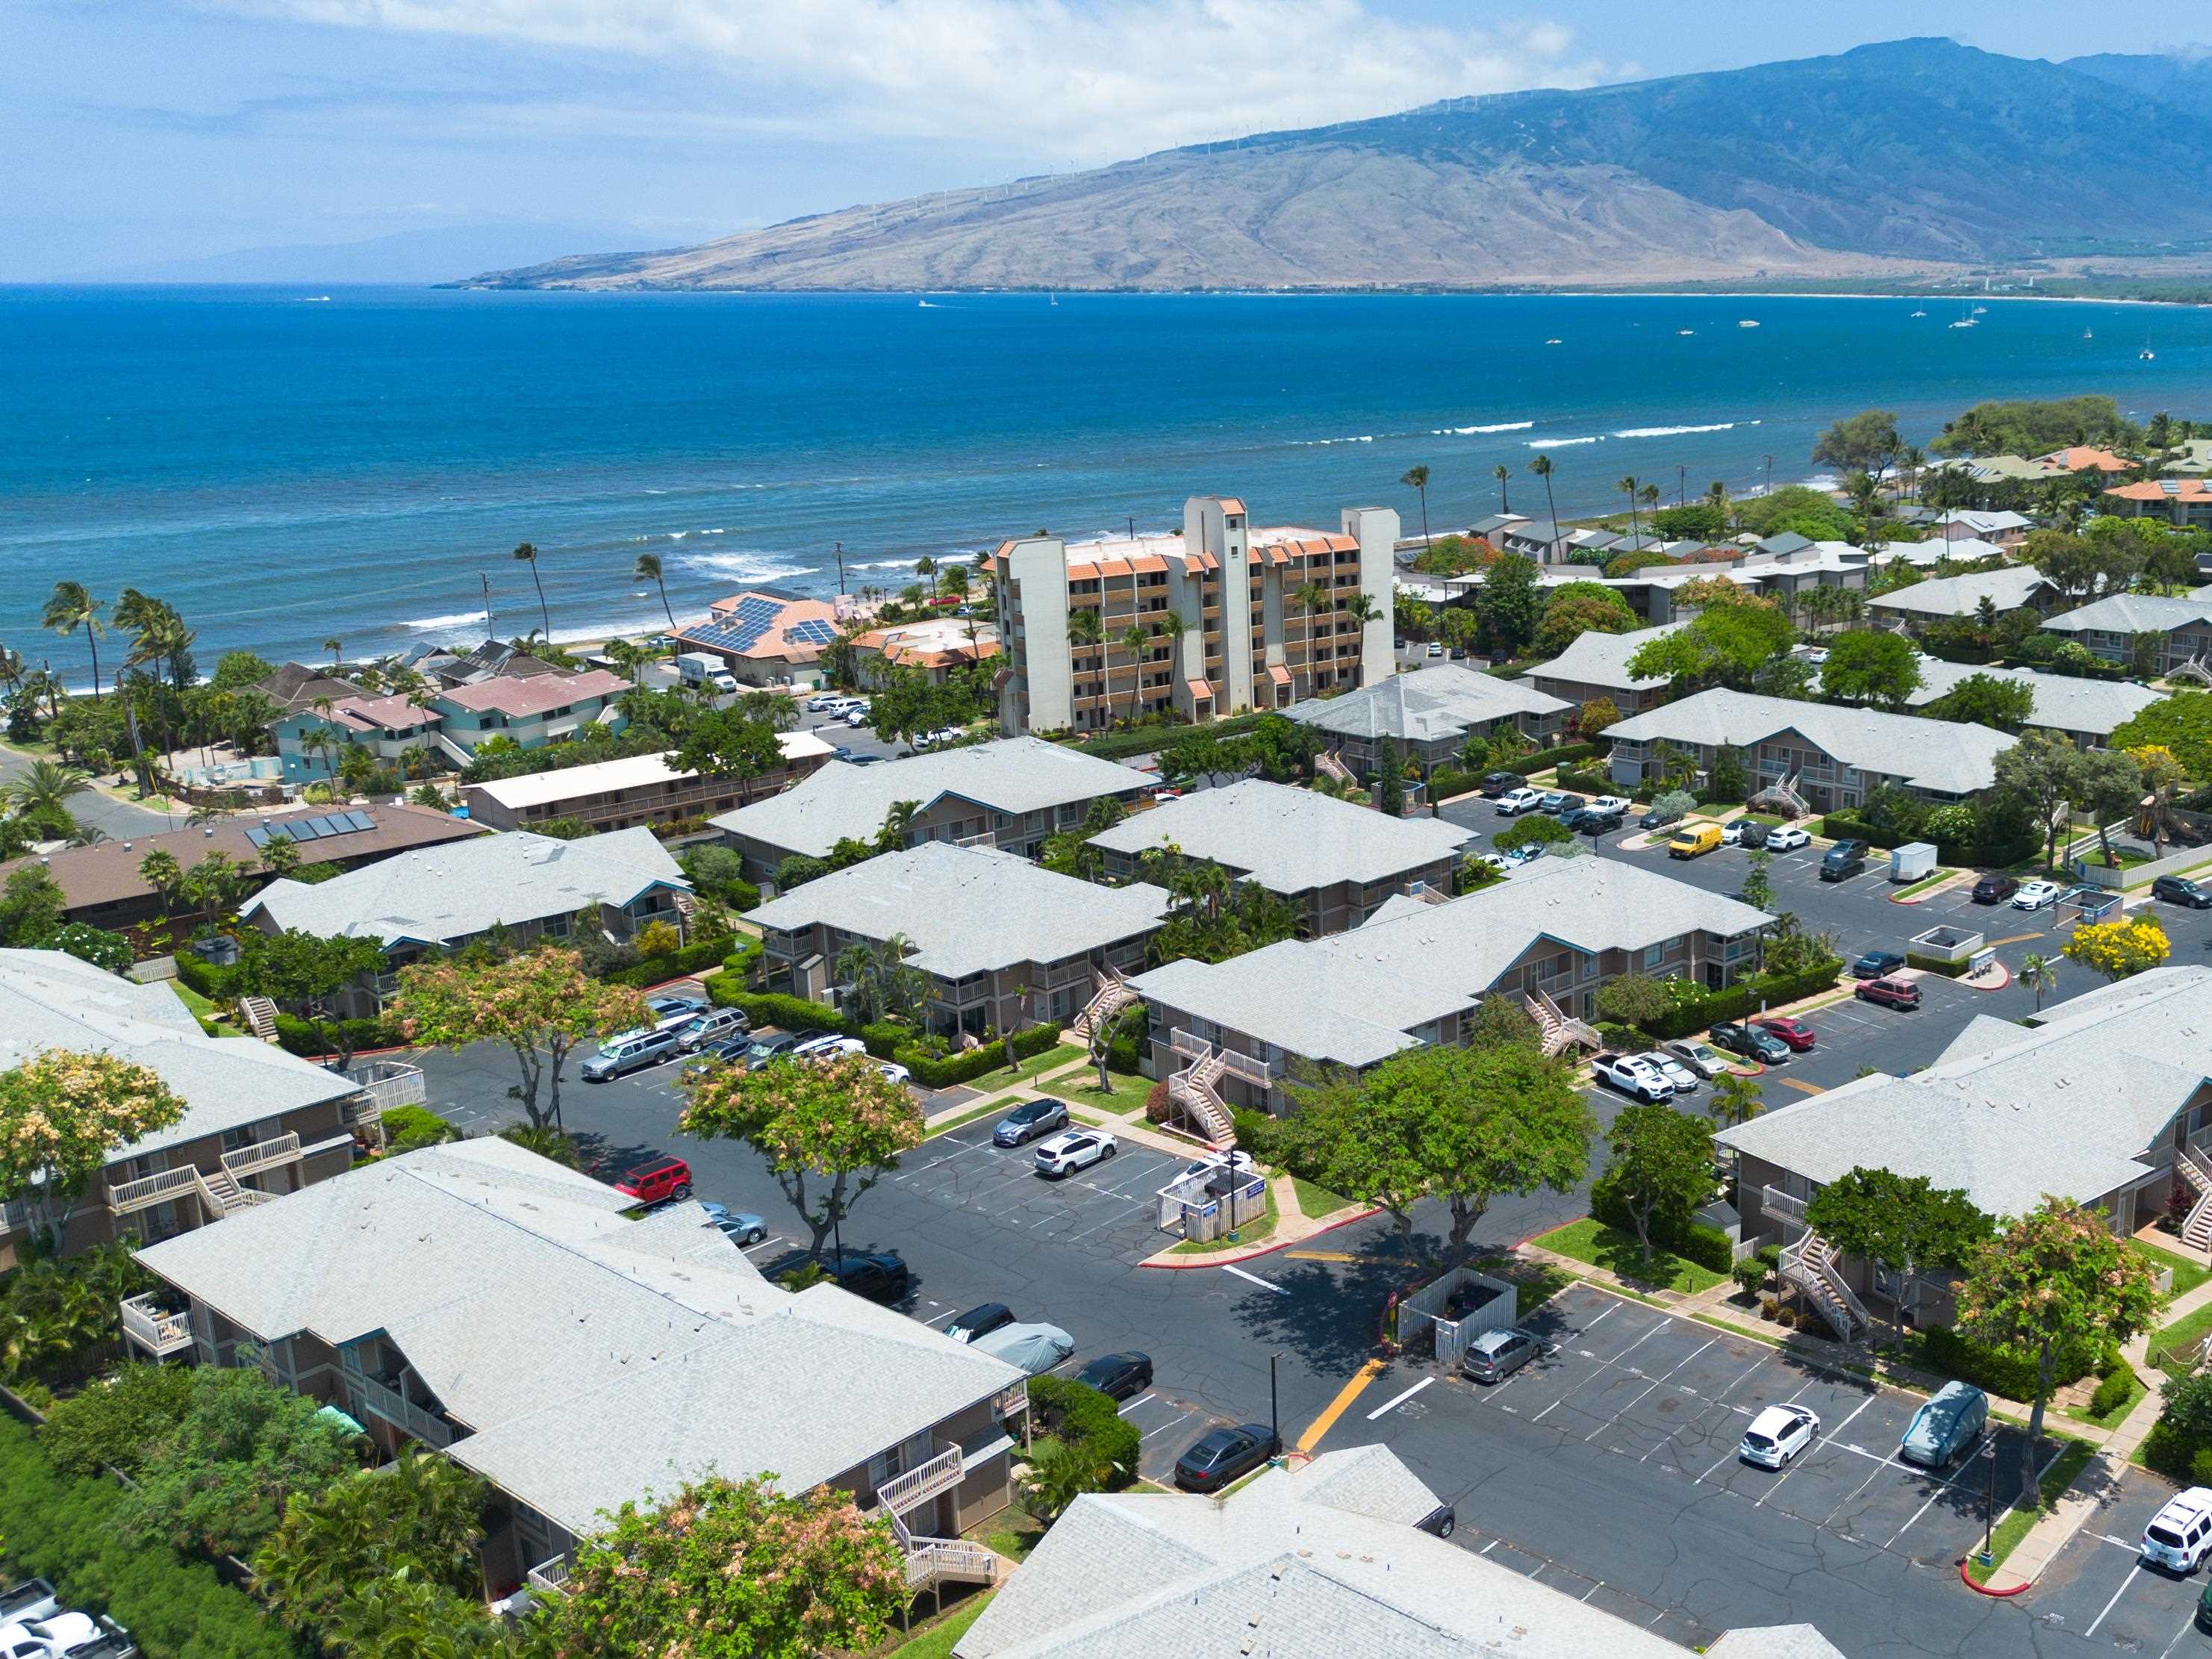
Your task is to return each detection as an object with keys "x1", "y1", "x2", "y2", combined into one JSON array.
[{"x1": 0, "y1": 1581, "x2": 137, "y2": 1658}]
